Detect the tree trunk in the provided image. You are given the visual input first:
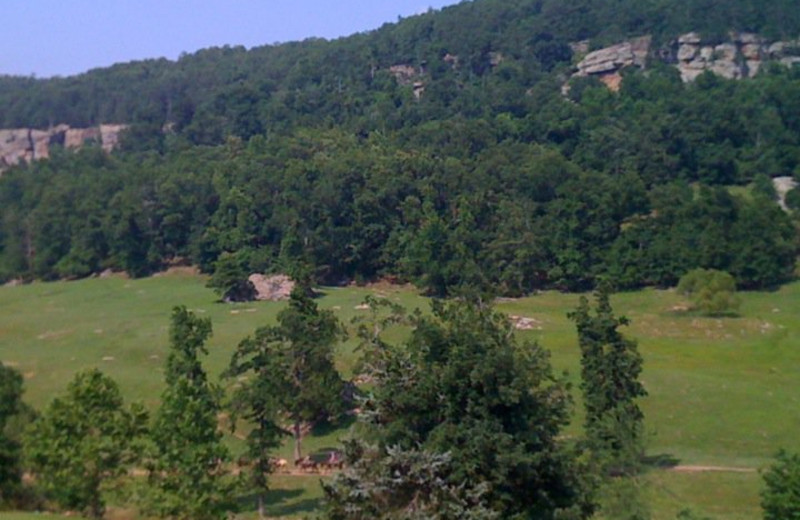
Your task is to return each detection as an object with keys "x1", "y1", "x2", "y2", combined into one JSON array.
[
  {"x1": 258, "y1": 494, "x2": 265, "y2": 519},
  {"x1": 293, "y1": 419, "x2": 302, "y2": 462}
]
